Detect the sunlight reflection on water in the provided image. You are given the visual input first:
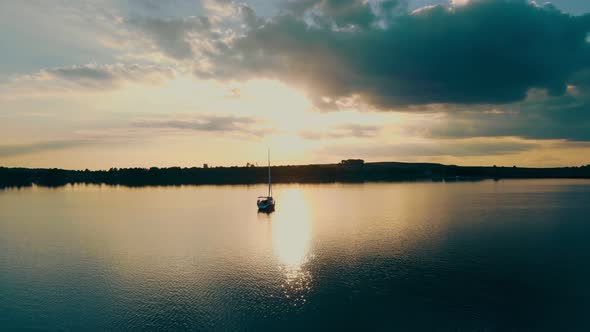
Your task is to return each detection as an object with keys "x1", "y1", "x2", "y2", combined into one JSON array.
[{"x1": 271, "y1": 189, "x2": 313, "y2": 306}]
